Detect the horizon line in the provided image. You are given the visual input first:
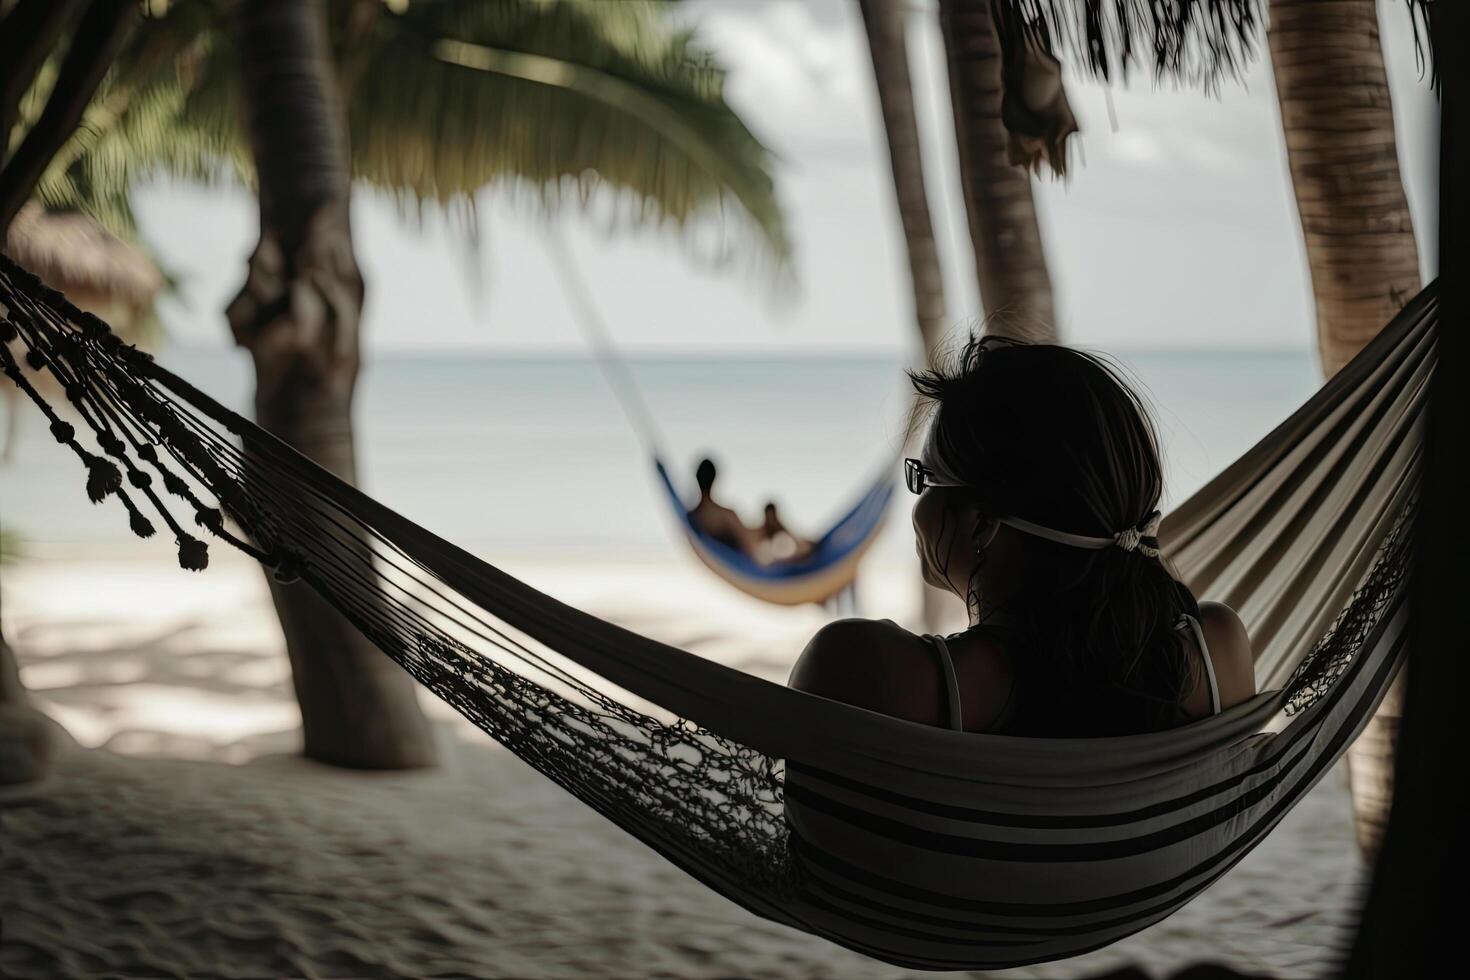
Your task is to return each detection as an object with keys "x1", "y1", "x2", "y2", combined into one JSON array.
[{"x1": 156, "y1": 340, "x2": 1319, "y2": 358}]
